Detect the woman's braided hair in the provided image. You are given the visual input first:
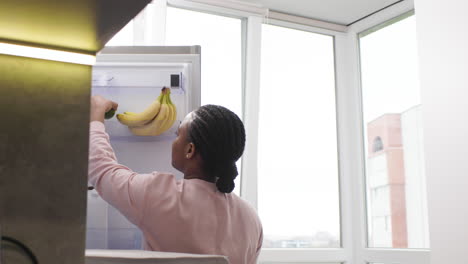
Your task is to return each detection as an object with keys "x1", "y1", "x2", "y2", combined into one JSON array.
[{"x1": 187, "y1": 104, "x2": 246, "y2": 193}]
